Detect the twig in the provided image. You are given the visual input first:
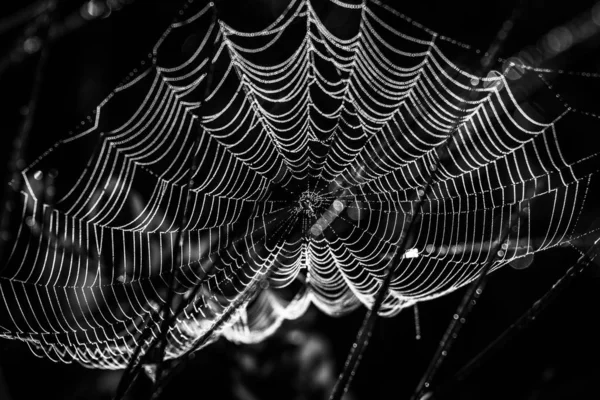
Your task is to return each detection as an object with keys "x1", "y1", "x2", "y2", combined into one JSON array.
[
  {"x1": 409, "y1": 205, "x2": 523, "y2": 400},
  {"x1": 429, "y1": 241, "x2": 599, "y2": 399},
  {"x1": 327, "y1": 96, "x2": 471, "y2": 400},
  {"x1": 327, "y1": 3, "x2": 528, "y2": 397}
]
